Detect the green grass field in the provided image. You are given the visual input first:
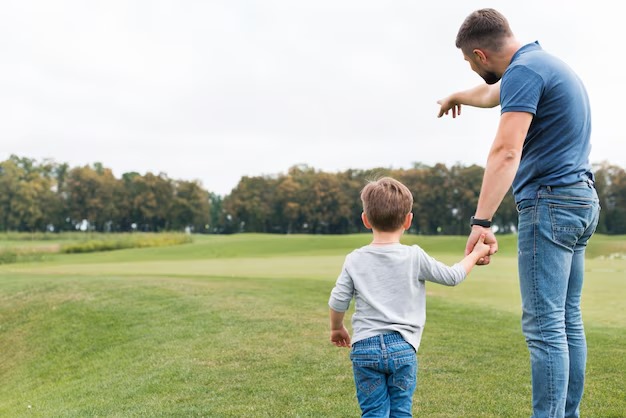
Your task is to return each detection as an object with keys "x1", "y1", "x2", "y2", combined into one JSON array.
[{"x1": 0, "y1": 233, "x2": 624, "y2": 417}]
